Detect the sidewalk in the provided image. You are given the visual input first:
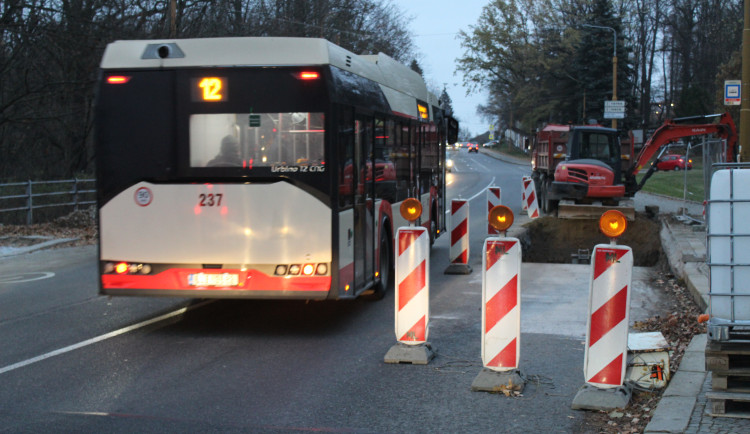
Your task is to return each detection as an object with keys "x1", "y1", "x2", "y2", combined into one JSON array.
[{"x1": 643, "y1": 196, "x2": 750, "y2": 433}]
